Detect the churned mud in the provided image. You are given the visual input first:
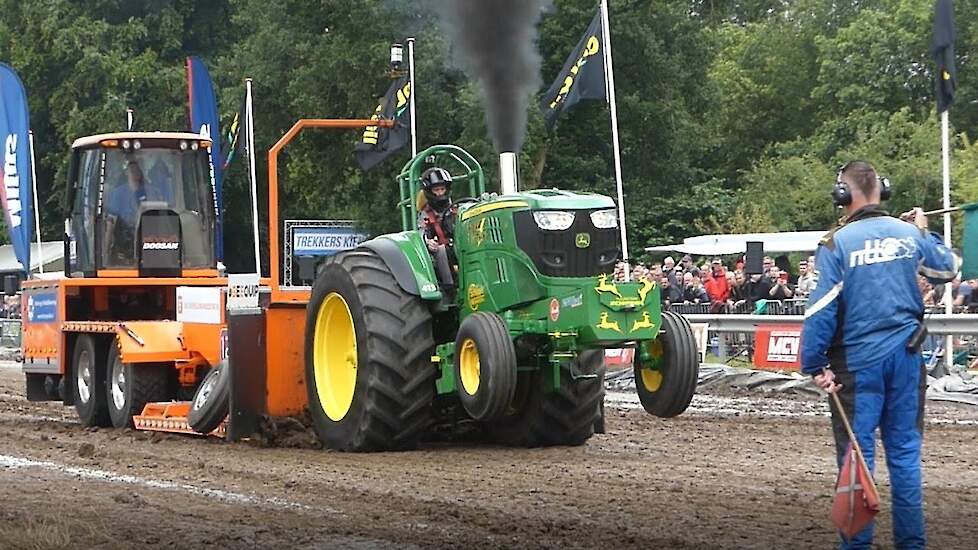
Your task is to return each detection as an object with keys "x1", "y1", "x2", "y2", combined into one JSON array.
[{"x1": 2, "y1": 361, "x2": 977, "y2": 549}]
